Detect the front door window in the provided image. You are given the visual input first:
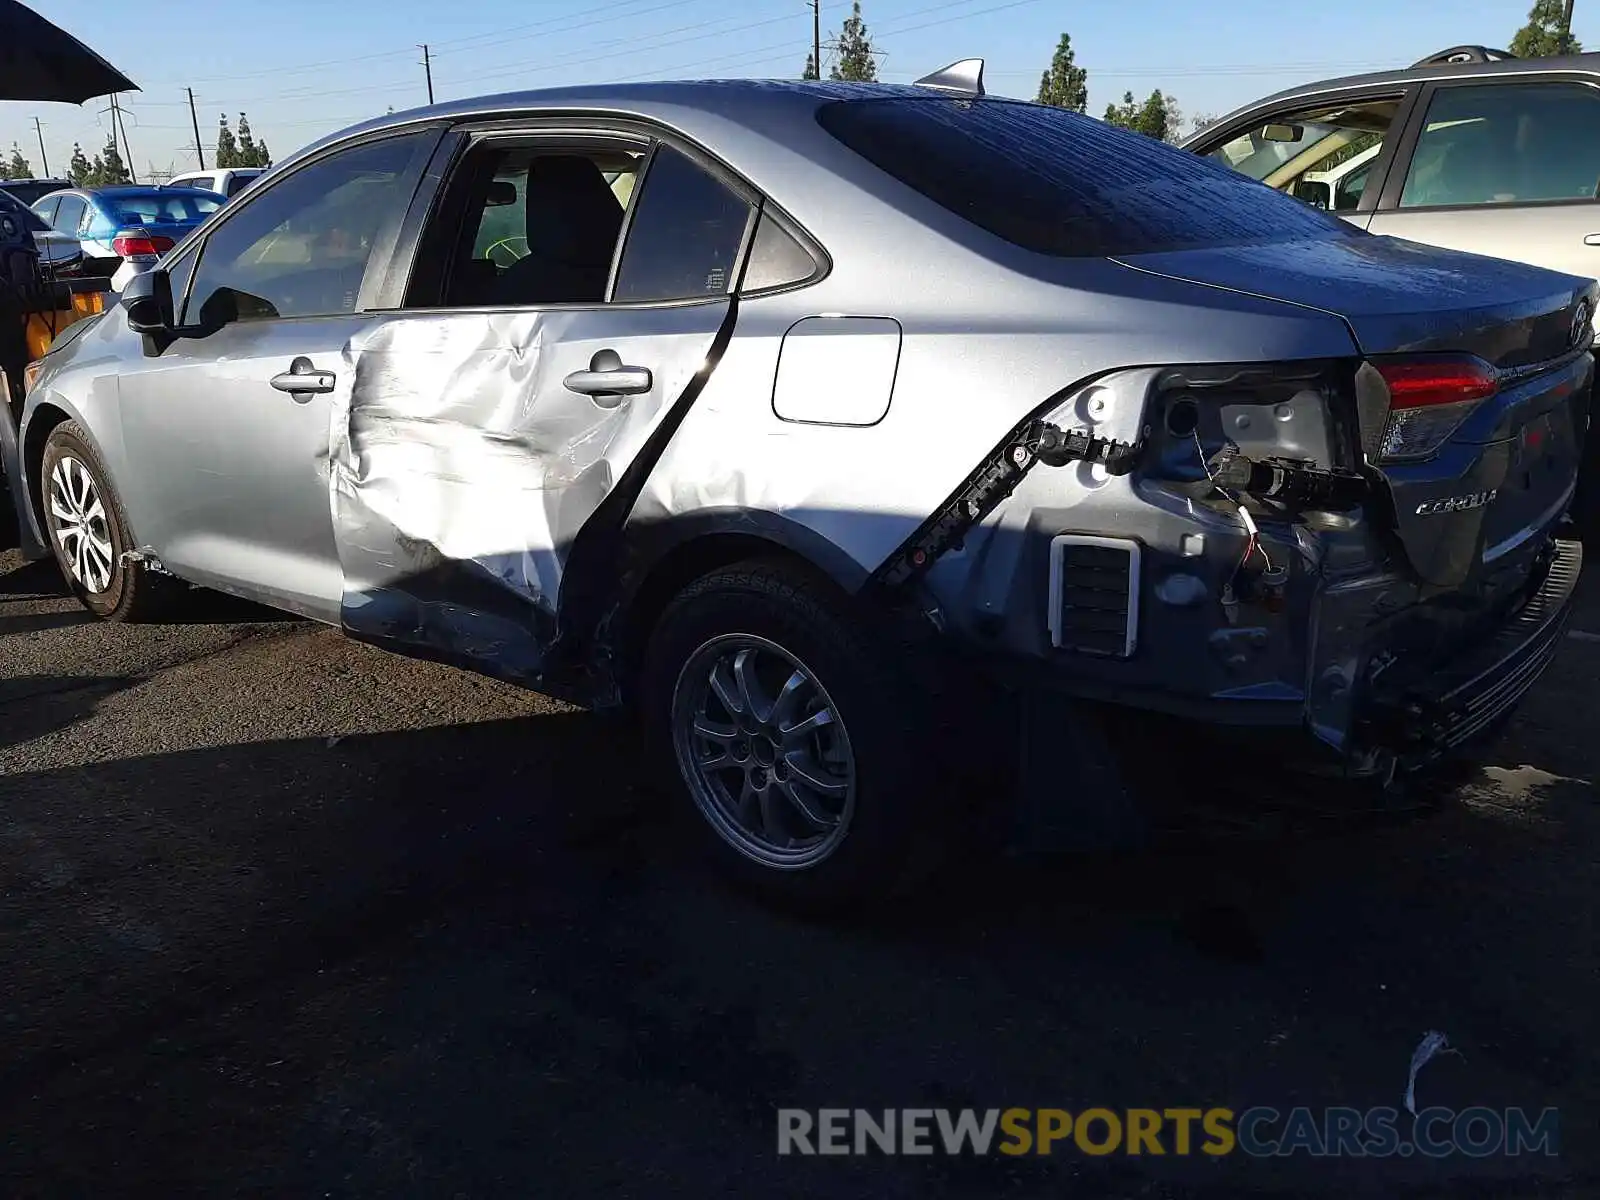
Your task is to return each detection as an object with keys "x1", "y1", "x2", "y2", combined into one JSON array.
[
  {"x1": 1204, "y1": 97, "x2": 1403, "y2": 211},
  {"x1": 182, "y1": 132, "x2": 432, "y2": 328}
]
